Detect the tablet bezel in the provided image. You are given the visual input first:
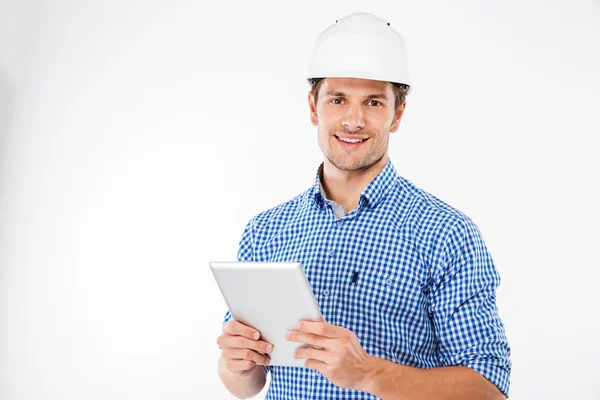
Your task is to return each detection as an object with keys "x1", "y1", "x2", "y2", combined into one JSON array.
[{"x1": 210, "y1": 261, "x2": 324, "y2": 367}]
